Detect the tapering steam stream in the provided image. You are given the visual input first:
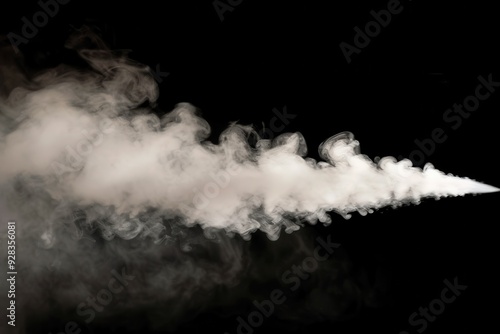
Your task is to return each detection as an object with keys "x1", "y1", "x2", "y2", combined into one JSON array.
[
  {"x1": 1, "y1": 31, "x2": 498, "y2": 333},
  {"x1": 0, "y1": 39, "x2": 498, "y2": 243}
]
